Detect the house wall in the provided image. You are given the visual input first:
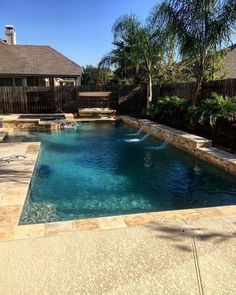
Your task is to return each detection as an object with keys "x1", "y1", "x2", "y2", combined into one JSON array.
[
  {"x1": 0, "y1": 78, "x2": 13, "y2": 86},
  {"x1": 0, "y1": 76, "x2": 80, "y2": 86},
  {"x1": 0, "y1": 77, "x2": 27, "y2": 86}
]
